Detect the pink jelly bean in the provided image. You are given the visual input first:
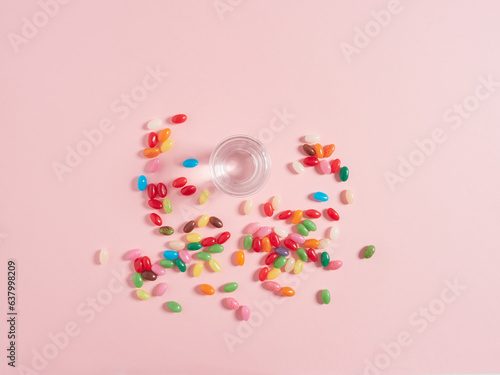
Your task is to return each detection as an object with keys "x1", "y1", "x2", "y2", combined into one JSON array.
[
  {"x1": 125, "y1": 249, "x2": 141, "y2": 260},
  {"x1": 154, "y1": 282, "x2": 168, "y2": 296},
  {"x1": 225, "y1": 297, "x2": 240, "y2": 310},
  {"x1": 149, "y1": 158, "x2": 160, "y2": 173},
  {"x1": 245, "y1": 222, "x2": 261, "y2": 235},
  {"x1": 240, "y1": 305, "x2": 250, "y2": 321},
  {"x1": 256, "y1": 226, "x2": 272, "y2": 238},
  {"x1": 179, "y1": 250, "x2": 192, "y2": 264},
  {"x1": 151, "y1": 264, "x2": 166, "y2": 276},
  {"x1": 290, "y1": 233, "x2": 305, "y2": 244},
  {"x1": 319, "y1": 159, "x2": 331, "y2": 174},
  {"x1": 327, "y1": 260, "x2": 343, "y2": 270},
  {"x1": 263, "y1": 281, "x2": 281, "y2": 292}
]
